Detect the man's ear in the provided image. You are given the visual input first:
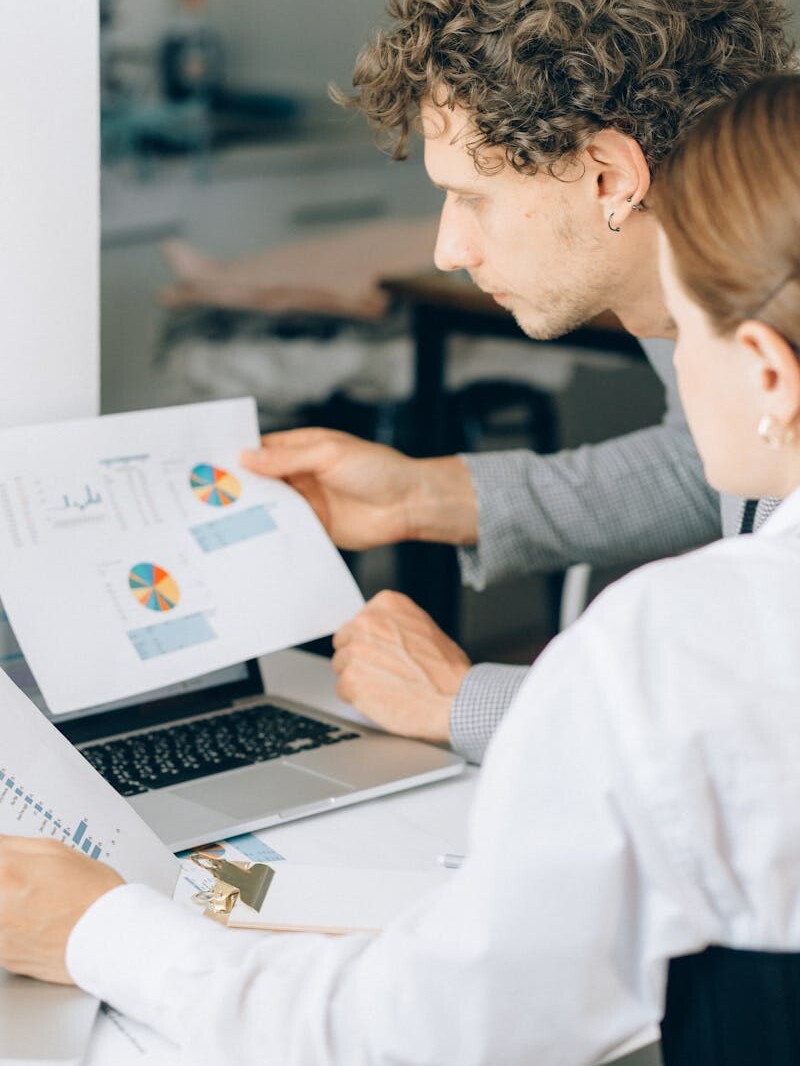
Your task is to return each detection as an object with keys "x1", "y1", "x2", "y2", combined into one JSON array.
[
  {"x1": 585, "y1": 130, "x2": 651, "y2": 228},
  {"x1": 736, "y1": 320, "x2": 800, "y2": 430}
]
